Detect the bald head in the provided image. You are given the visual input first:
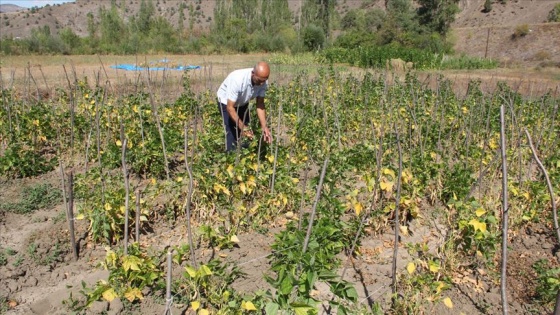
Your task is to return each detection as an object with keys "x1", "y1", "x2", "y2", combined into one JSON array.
[
  {"x1": 251, "y1": 61, "x2": 270, "y2": 86},
  {"x1": 254, "y1": 61, "x2": 270, "y2": 79}
]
